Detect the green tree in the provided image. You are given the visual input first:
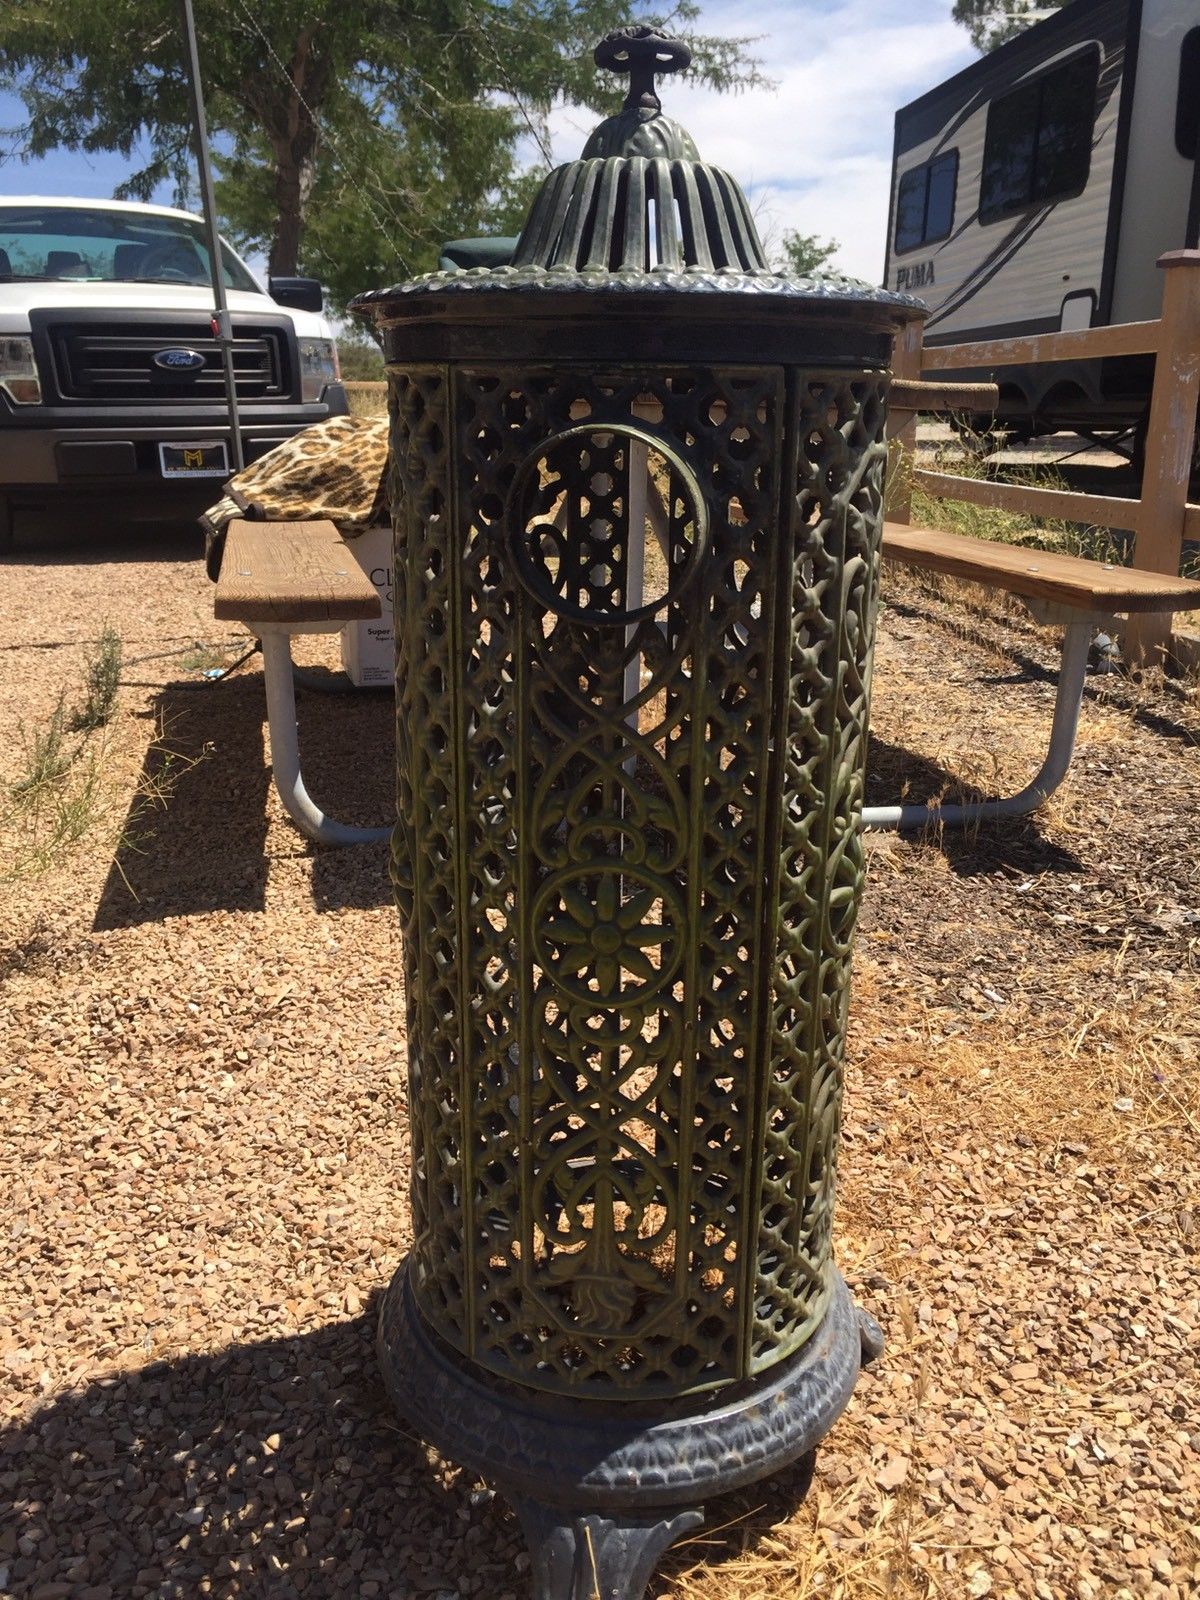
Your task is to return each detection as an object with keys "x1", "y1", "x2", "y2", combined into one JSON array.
[
  {"x1": 336, "y1": 332, "x2": 386, "y2": 381},
  {"x1": 0, "y1": 2, "x2": 760, "y2": 311},
  {"x1": 775, "y1": 229, "x2": 840, "y2": 277},
  {"x1": 952, "y1": 0, "x2": 1071, "y2": 53}
]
